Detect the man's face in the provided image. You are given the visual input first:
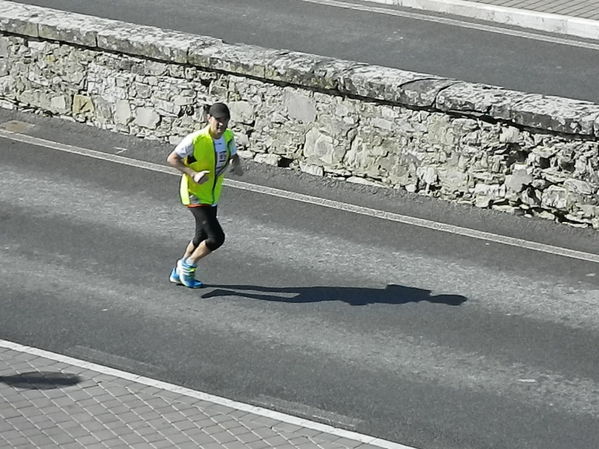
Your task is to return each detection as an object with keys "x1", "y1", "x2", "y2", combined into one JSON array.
[{"x1": 208, "y1": 114, "x2": 229, "y2": 137}]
